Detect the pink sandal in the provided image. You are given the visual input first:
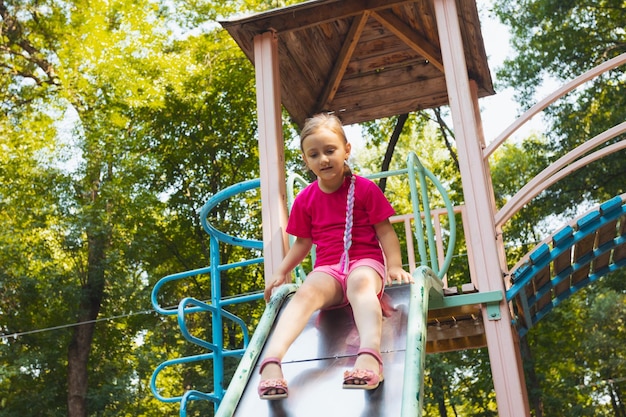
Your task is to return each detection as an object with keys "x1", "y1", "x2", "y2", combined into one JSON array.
[
  {"x1": 257, "y1": 357, "x2": 288, "y2": 400},
  {"x1": 342, "y1": 348, "x2": 384, "y2": 390}
]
